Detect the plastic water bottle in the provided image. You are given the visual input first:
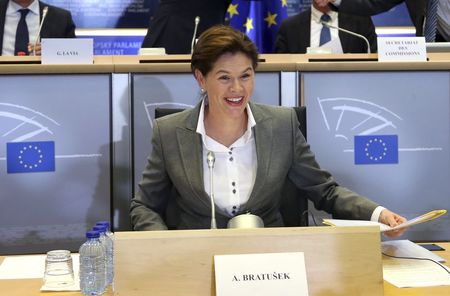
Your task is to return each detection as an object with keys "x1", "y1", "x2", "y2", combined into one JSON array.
[
  {"x1": 95, "y1": 221, "x2": 114, "y2": 285},
  {"x1": 92, "y1": 225, "x2": 113, "y2": 287},
  {"x1": 79, "y1": 231, "x2": 106, "y2": 295}
]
